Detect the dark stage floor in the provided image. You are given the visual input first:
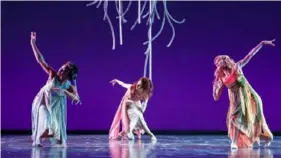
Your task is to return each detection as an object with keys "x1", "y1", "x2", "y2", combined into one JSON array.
[{"x1": 1, "y1": 135, "x2": 281, "y2": 157}]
